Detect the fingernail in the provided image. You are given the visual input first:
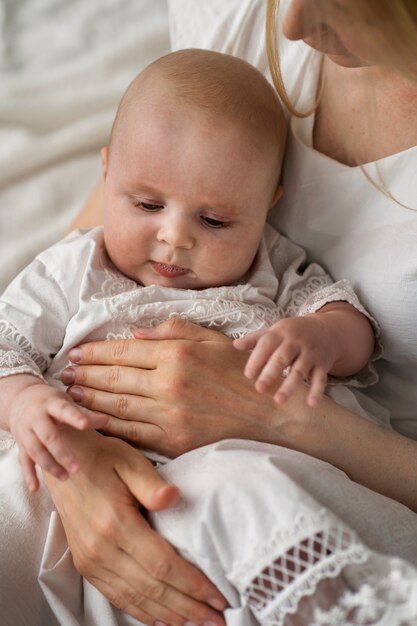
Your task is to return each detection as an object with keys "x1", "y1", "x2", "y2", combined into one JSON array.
[
  {"x1": 68, "y1": 348, "x2": 82, "y2": 363},
  {"x1": 61, "y1": 367, "x2": 76, "y2": 384},
  {"x1": 207, "y1": 598, "x2": 226, "y2": 611},
  {"x1": 68, "y1": 386, "x2": 83, "y2": 402},
  {"x1": 184, "y1": 622, "x2": 197, "y2": 626},
  {"x1": 204, "y1": 621, "x2": 218, "y2": 626},
  {"x1": 154, "y1": 621, "x2": 169, "y2": 626}
]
